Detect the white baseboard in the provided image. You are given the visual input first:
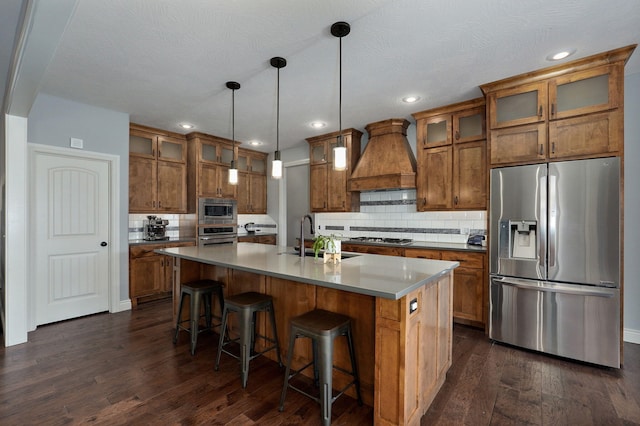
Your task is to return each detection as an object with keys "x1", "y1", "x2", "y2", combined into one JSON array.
[
  {"x1": 113, "y1": 299, "x2": 132, "y2": 313},
  {"x1": 623, "y1": 328, "x2": 640, "y2": 344}
]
